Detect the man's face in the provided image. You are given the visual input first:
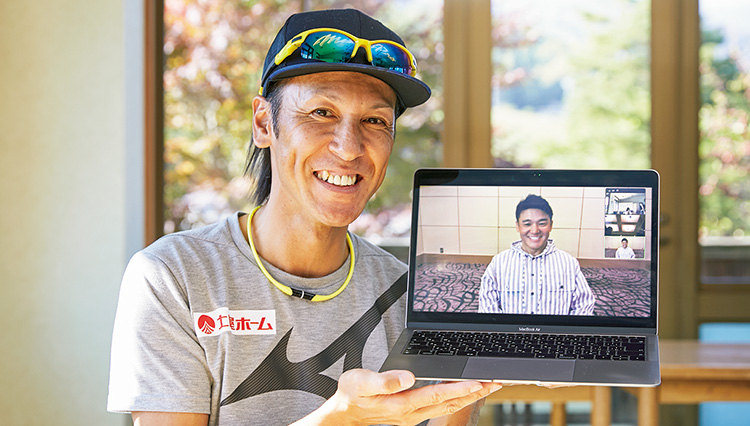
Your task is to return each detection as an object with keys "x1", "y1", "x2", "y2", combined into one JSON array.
[
  {"x1": 516, "y1": 208, "x2": 553, "y2": 256},
  {"x1": 622, "y1": 240, "x2": 629, "y2": 248},
  {"x1": 255, "y1": 71, "x2": 397, "y2": 229}
]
